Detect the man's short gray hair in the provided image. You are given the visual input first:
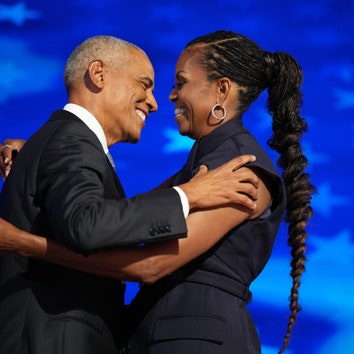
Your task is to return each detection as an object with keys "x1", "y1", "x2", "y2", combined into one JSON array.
[{"x1": 63, "y1": 35, "x2": 143, "y2": 93}]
